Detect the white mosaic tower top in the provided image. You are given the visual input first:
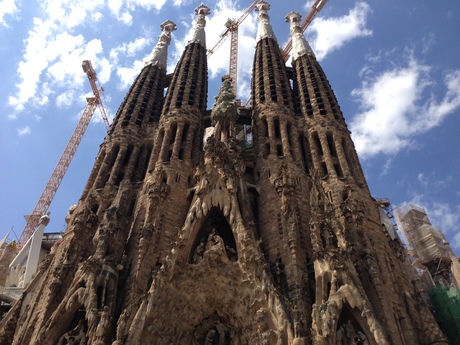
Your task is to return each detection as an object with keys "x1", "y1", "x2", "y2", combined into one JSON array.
[
  {"x1": 190, "y1": 4, "x2": 211, "y2": 48},
  {"x1": 255, "y1": 1, "x2": 276, "y2": 43},
  {"x1": 147, "y1": 20, "x2": 177, "y2": 70},
  {"x1": 285, "y1": 11, "x2": 315, "y2": 60}
]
